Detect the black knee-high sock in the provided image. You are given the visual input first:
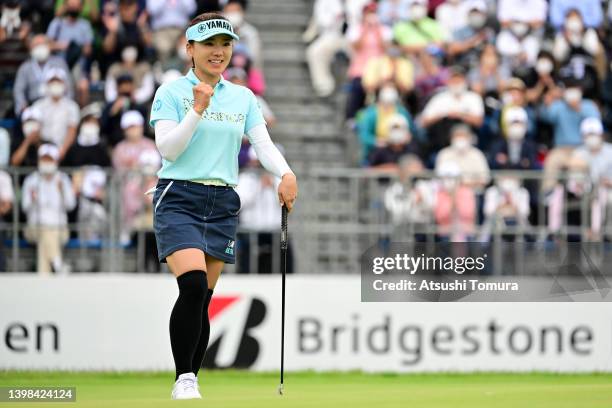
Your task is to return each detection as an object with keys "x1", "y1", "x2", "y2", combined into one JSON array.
[
  {"x1": 170, "y1": 270, "x2": 207, "y2": 381},
  {"x1": 192, "y1": 288, "x2": 214, "y2": 377}
]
